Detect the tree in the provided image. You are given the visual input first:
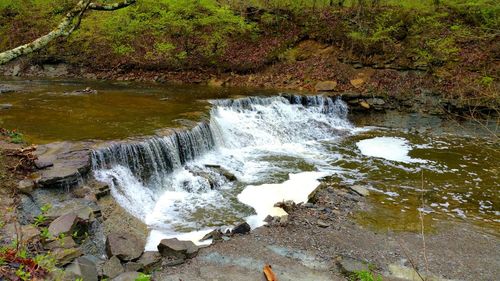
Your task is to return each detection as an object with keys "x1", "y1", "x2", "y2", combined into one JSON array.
[{"x1": 0, "y1": 0, "x2": 136, "y2": 65}]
